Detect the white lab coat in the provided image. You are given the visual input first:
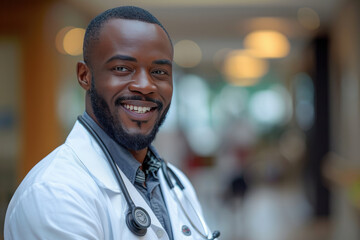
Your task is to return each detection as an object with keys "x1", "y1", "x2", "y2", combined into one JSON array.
[{"x1": 4, "y1": 121, "x2": 212, "y2": 240}]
